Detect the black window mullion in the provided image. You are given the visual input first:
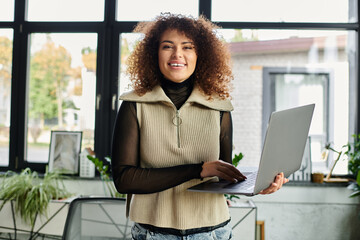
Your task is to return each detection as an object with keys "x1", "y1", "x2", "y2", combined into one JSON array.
[
  {"x1": 94, "y1": 0, "x2": 117, "y2": 162},
  {"x1": 199, "y1": 0, "x2": 212, "y2": 19},
  {"x1": 0, "y1": 22, "x2": 15, "y2": 27},
  {"x1": 109, "y1": 30, "x2": 119, "y2": 147},
  {"x1": 24, "y1": 22, "x2": 104, "y2": 33},
  {"x1": 6, "y1": 0, "x2": 27, "y2": 171},
  {"x1": 116, "y1": 22, "x2": 139, "y2": 32},
  {"x1": 94, "y1": 27, "x2": 110, "y2": 162}
]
